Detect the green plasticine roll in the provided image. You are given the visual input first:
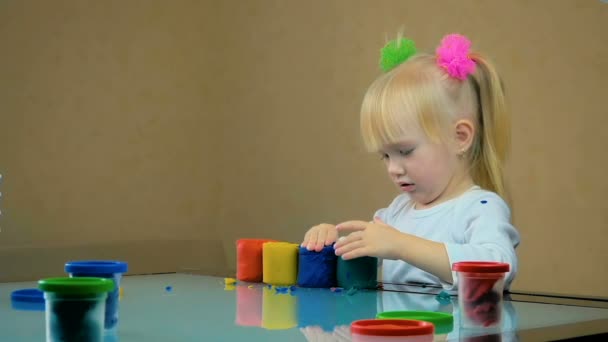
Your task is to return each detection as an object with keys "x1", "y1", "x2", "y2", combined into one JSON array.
[{"x1": 336, "y1": 256, "x2": 378, "y2": 290}]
